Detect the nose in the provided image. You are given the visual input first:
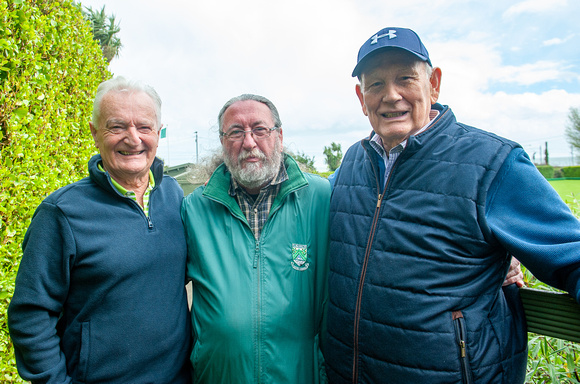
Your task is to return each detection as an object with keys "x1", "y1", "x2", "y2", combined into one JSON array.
[
  {"x1": 381, "y1": 82, "x2": 402, "y2": 104},
  {"x1": 124, "y1": 126, "x2": 141, "y2": 145},
  {"x1": 241, "y1": 130, "x2": 258, "y2": 150}
]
